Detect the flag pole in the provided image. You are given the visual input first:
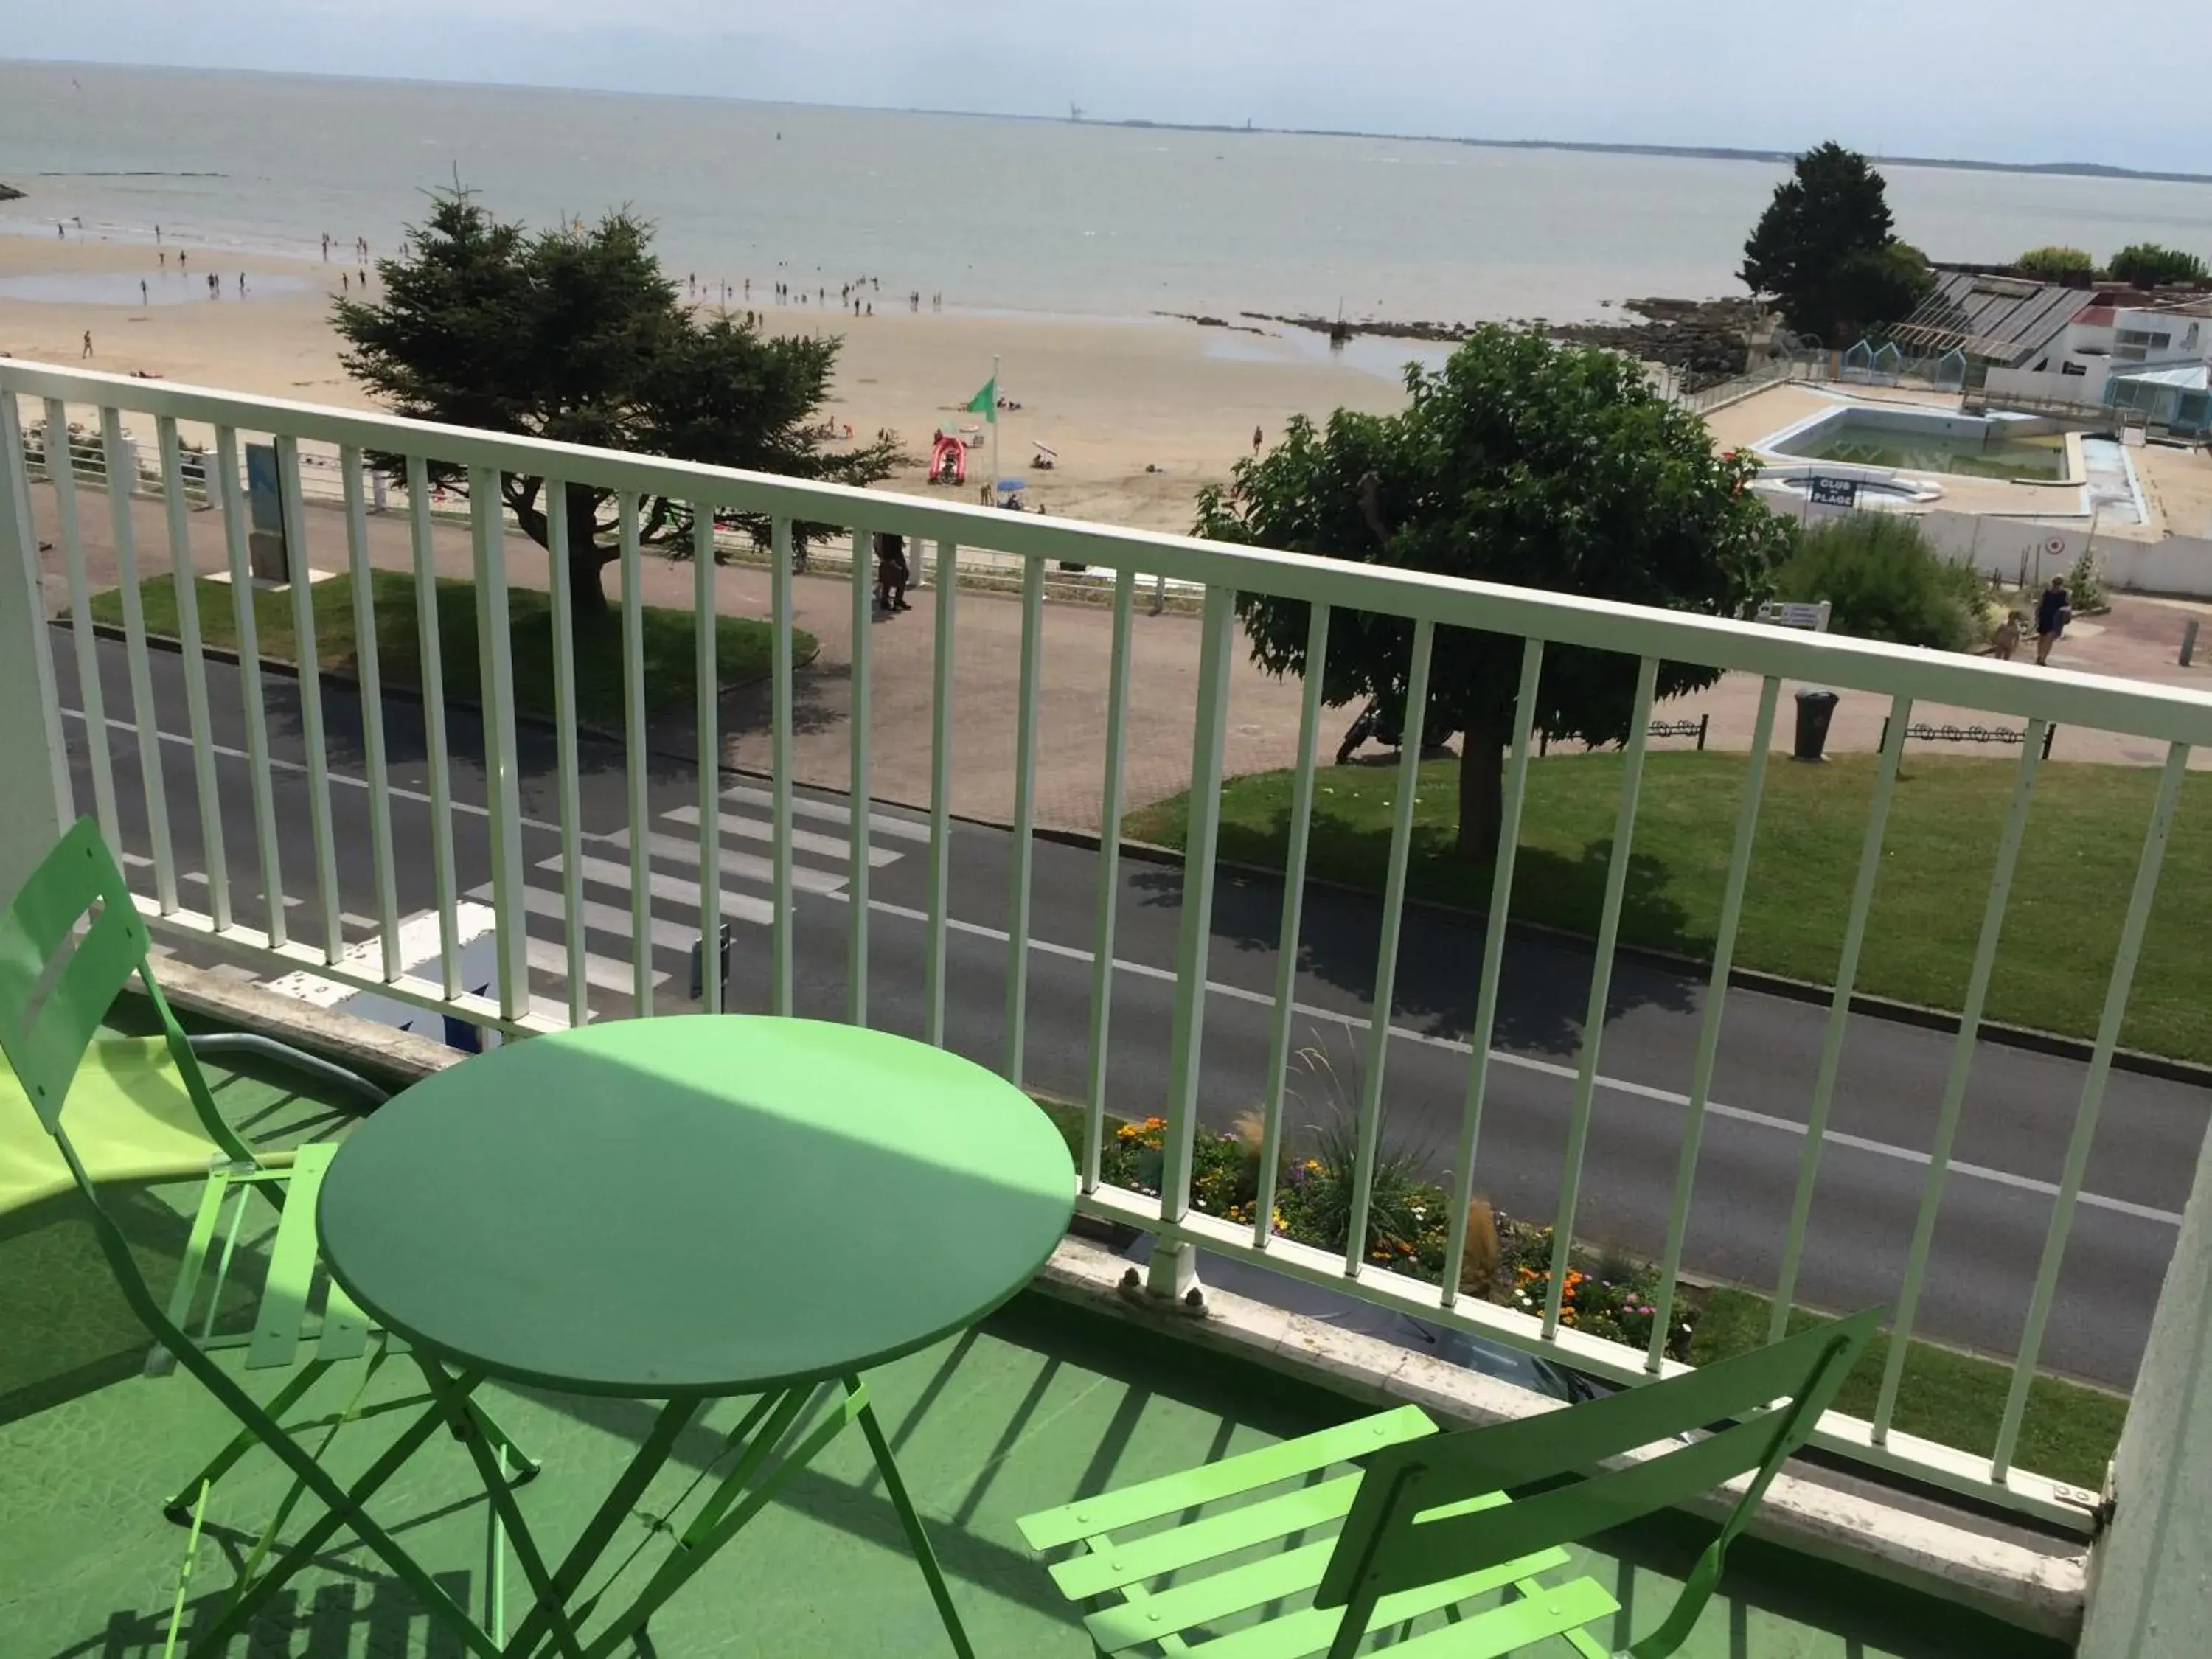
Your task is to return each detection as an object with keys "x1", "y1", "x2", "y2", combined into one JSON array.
[{"x1": 991, "y1": 353, "x2": 1002, "y2": 500}]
